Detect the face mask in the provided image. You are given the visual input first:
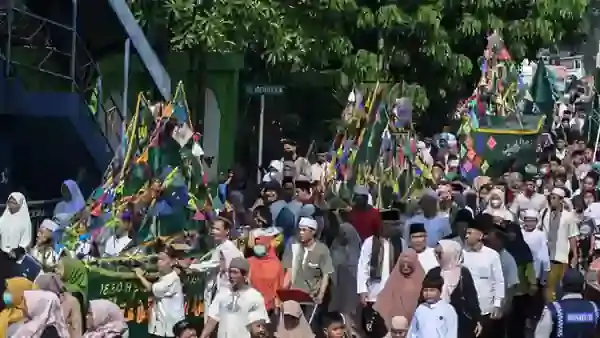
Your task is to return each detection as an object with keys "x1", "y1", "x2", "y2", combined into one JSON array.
[
  {"x1": 490, "y1": 199, "x2": 502, "y2": 208},
  {"x1": 253, "y1": 245, "x2": 267, "y2": 257},
  {"x1": 3, "y1": 292, "x2": 12, "y2": 306}
]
